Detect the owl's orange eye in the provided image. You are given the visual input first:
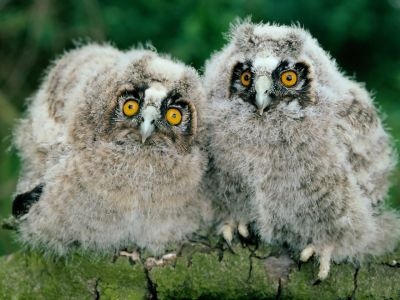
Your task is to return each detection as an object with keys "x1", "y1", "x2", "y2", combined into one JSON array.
[
  {"x1": 240, "y1": 70, "x2": 252, "y2": 87},
  {"x1": 166, "y1": 108, "x2": 182, "y2": 125},
  {"x1": 280, "y1": 70, "x2": 298, "y2": 87},
  {"x1": 123, "y1": 99, "x2": 139, "y2": 117}
]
